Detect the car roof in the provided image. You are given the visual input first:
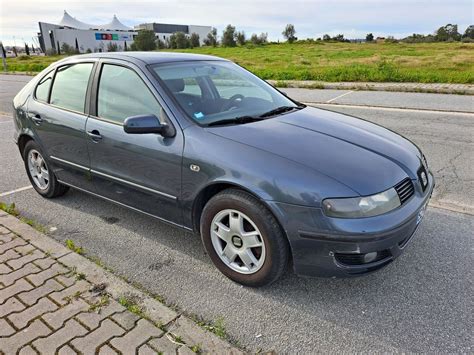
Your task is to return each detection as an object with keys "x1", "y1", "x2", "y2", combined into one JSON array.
[{"x1": 62, "y1": 51, "x2": 227, "y2": 65}]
